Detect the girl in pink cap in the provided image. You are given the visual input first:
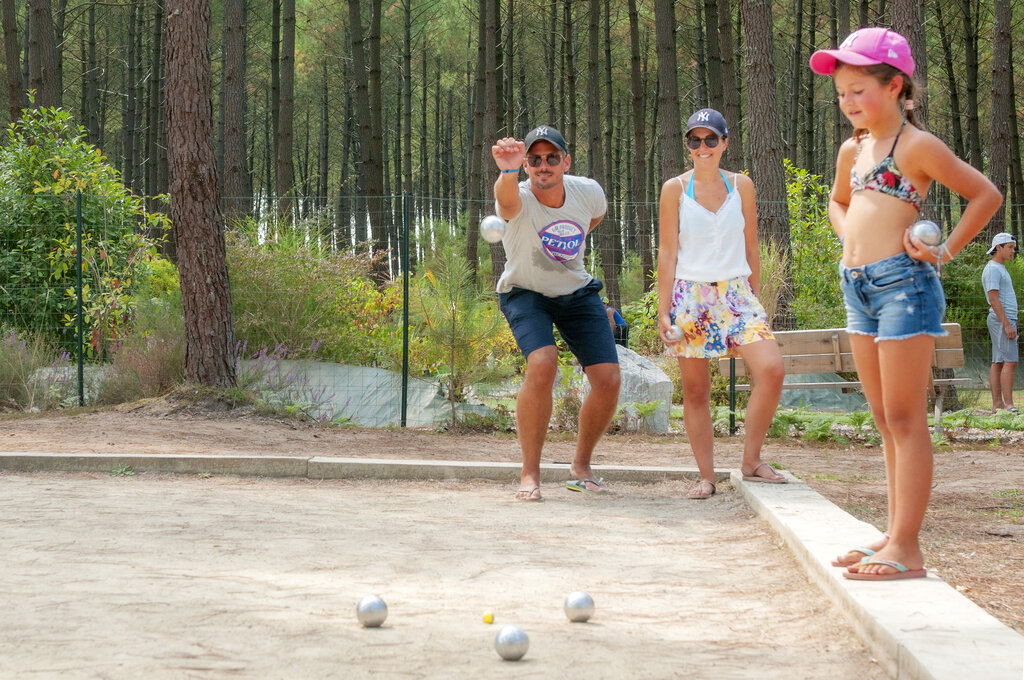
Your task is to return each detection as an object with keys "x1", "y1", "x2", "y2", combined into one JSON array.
[{"x1": 810, "y1": 28, "x2": 1002, "y2": 580}]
